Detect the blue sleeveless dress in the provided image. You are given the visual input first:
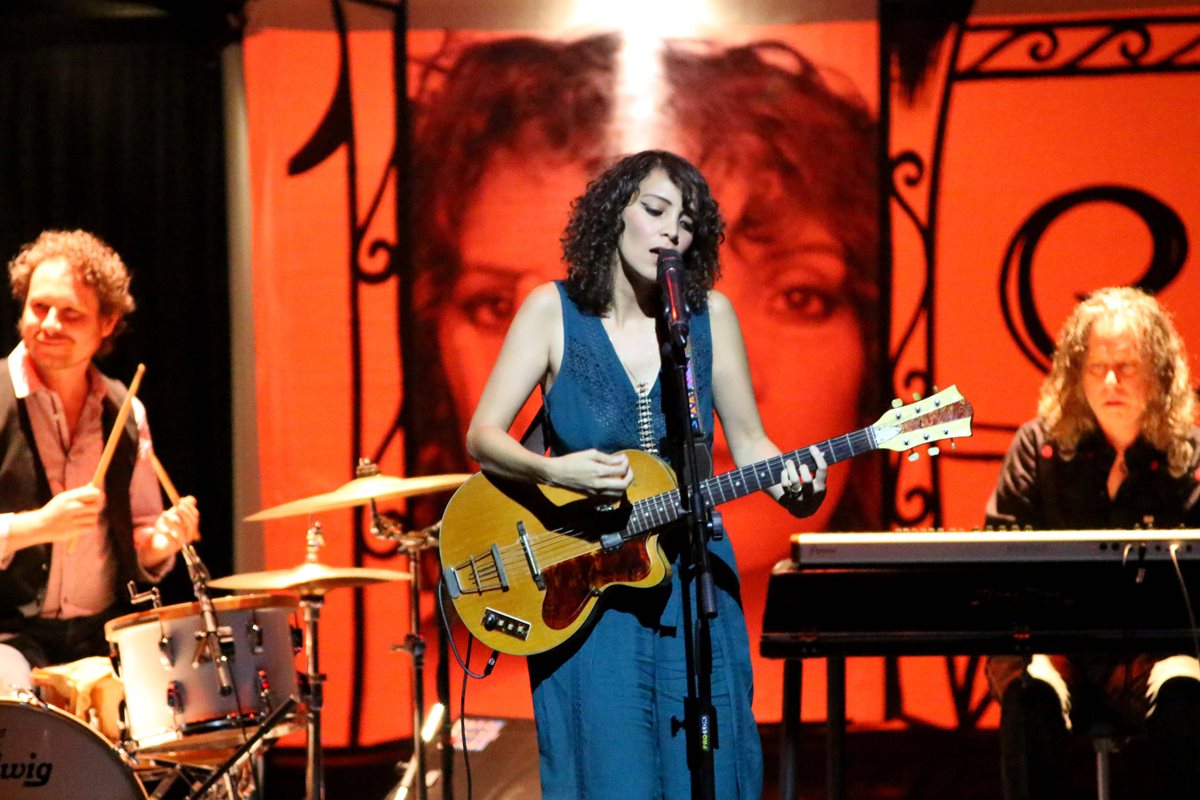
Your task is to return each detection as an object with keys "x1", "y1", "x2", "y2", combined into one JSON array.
[{"x1": 527, "y1": 282, "x2": 762, "y2": 799}]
